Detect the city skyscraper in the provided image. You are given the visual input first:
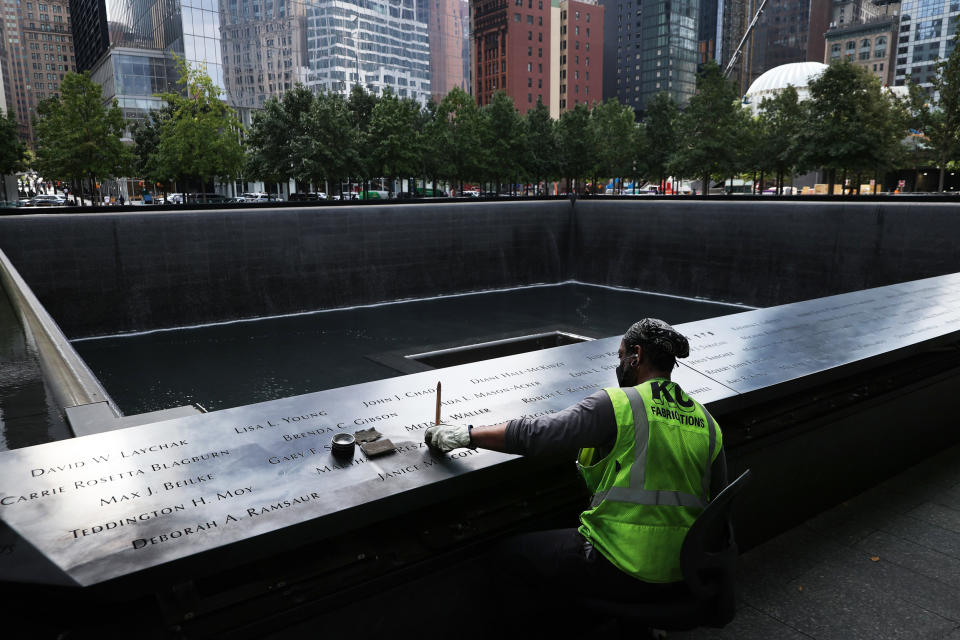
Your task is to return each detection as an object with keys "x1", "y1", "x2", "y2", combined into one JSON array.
[
  {"x1": 429, "y1": 0, "x2": 468, "y2": 101},
  {"x1": 472, "y1": 0, "x2": 600, "y2": 114},
  {"x1": 304, "y1": 0, "x2": 431, "y2": 104},
  {"x1": 71, "y1": 0, "x2": 434, "y2": 124},
  {"x1": 220, "y1": 0, "x2": 309, "y2": 110},
  {"x1": 557, "y1": 0, "x2": 602, "y2": 110},
  {"x1": 2, "y1": 0, "x2": 76, "y2": 142},
  {"x1": 601, "y1": 0, "x2": 697, "y2": 112},
  {"x1": 892, "y1": 0, "x2": 949, "y2": 90},
  {"x1": 472, "y1": 0, "x2": 554, "y2": 112},
  {"x1": 69, "y1": 0, "x2": 224, "y2": 124}
]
